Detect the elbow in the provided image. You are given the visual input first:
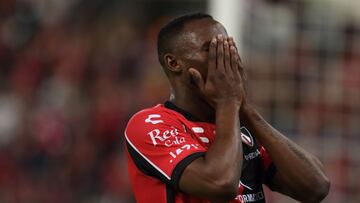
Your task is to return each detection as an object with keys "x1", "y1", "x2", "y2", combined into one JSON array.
[
  {"x1": 211, "y1": 179, "x2": 239, "y2": 201},
  {"x1": 219, "y1": 183, "x2": 238, "y2": 201},
  {"x1": 313, "y1": 176, "x2": 330, "y2": 202},
  {"x1": 305, "y1": 176, "x2": 331, "y2": 202}
]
